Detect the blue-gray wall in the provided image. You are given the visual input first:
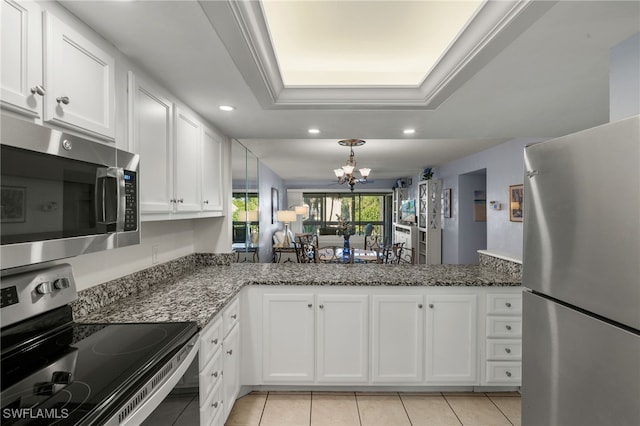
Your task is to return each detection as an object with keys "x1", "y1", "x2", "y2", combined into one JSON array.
[{"x1": 610, "y1": 32, "x2": 640, "y2": 121}]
